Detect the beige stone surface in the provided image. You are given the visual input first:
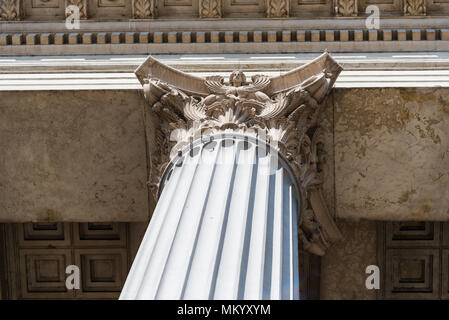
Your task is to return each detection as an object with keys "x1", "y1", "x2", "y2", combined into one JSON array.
[
  {"x1": 0, "y1": 86, "x2": 447, "y2": 224},
  {"x1": 0, "y1": 90, "x2": 149, "y2": 222},
  {"x1": 320, "y1": 219, "x2": 377, "y2": 300},
  {"x1": 334, "y1": 88, "x2": 449, "y2": 221}
]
